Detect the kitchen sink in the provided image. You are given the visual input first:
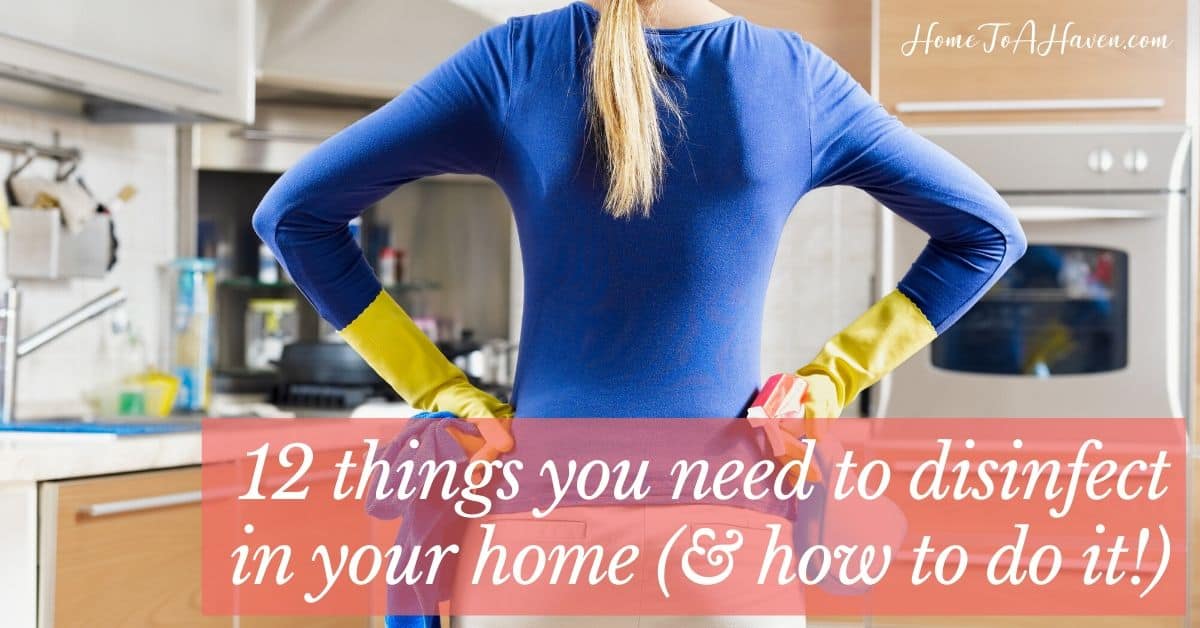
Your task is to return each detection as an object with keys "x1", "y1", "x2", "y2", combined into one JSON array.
[{"x1": 0, "y1": 418, "x2": 202, "y2": 436}]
